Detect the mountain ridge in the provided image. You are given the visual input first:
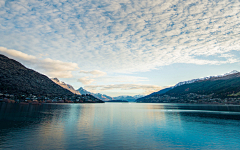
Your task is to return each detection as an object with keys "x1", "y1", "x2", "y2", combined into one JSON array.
[
  {"x1": 0, "y1": 54, "x2": 73, "y2": 96},
  {"x1": 51, "y1": 78, "x2": 81, "y2": 95},
  {"x1": 174, "y1": 70, "x2": 239, "y2": 88},
  {"x1": 136, "y1": 71, "x2": 240, "y2": 104}
]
